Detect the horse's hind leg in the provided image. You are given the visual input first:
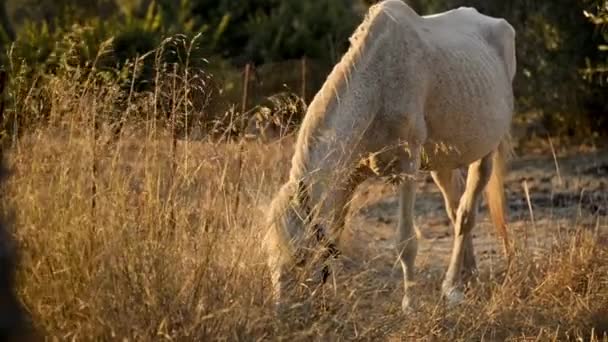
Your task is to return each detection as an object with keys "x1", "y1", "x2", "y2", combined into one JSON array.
[
  {"x1": 431, "y1": 168, "x2": 478, "y2": 281},
  {"x1": 441, "y1": 154, "x2": 492, "y2": 305},
  {"x1": 396, "y1": 152, "x2": 420, "y2": 313}
]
